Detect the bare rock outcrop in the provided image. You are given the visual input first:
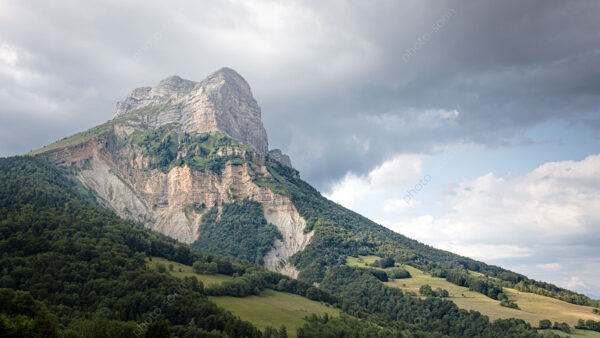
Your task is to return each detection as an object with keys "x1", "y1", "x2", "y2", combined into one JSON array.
[
  {"x1": 54, "y1": 139, "x2": 312, "y2": 276},
  {"x1": 268, "y1": 149, "x2": 293, "y2": 167},
  {"x1": 114, "y1": 68, "x2": 269, "y2": 154}
]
